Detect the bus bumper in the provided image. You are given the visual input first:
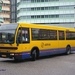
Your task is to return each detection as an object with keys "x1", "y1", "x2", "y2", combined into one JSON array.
[
  {"x1": 0, "y1": 53, "x2": 14, "y2": 58},
  {"x1": 0, "y1": 52, "x2": 30, "y2": 60}
]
